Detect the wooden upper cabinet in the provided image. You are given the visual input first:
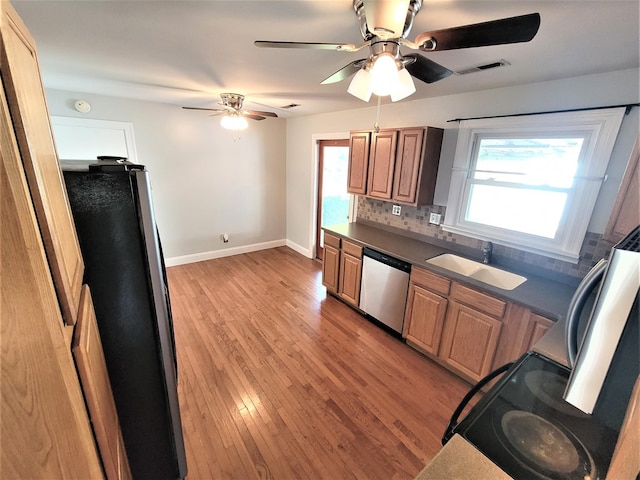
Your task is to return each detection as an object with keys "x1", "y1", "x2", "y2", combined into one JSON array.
[
  {"x1": 1, "y1": 3, "x2": 83, "y2": 326},
  {"x1": 392, "y1": 127, "x2": 444, "y2": 205},
  {"x1": 392, "y1": 128, "x2": 424, "y2": 204},
  {"x1": 367, "y1": 129, "x2": 398, "y2": 199},
  {"x1": 347, "y1": 126, "x2": 443, "y2": 206},
  {"x1": 347, "y1": 130, "x2": 370, "y2": 195},
  {"x1": 603, "y1": 134, "x2": 640, "y2": 244}
]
